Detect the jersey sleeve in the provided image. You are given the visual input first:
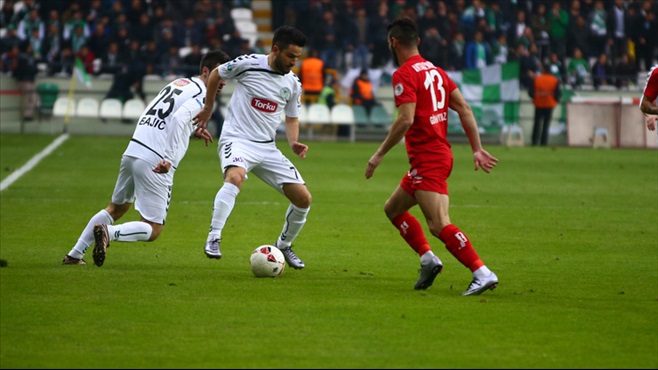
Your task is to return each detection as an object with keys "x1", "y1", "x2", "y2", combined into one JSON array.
[
  {"x1": 284, "y1": 75, "x2": 303, "y2": 118},
  {"x1": 392, "y1": 67, "x2": 417, "y2": 107},
  {"x1": 642, "y1": 66, "x2": 658, "y2": 102},
  {"x1": 217, "y1": 54, "x2": 252, "y2": 81},
  {"x1": 162, "y1": 97, "x2": 203, "y2": 166}
]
